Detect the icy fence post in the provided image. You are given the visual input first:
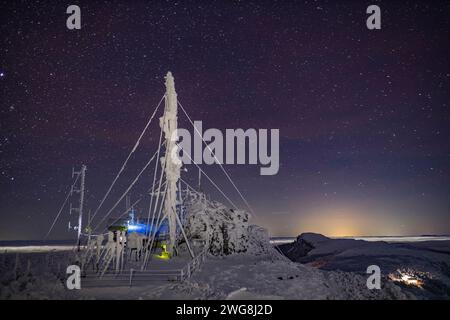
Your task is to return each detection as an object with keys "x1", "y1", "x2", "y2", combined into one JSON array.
[
  {"x1": 129, "y1": 268, "x2": 134, "y2": 287},
  {"x1": 180, "y1": 268, "x2": 184, "y2": 281},
  {"x1": 187, "y1": 263, "x2": 191, "y2": 278}
]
